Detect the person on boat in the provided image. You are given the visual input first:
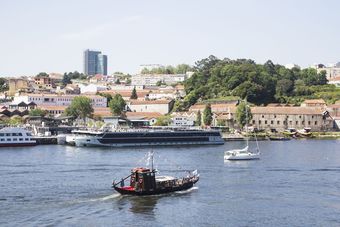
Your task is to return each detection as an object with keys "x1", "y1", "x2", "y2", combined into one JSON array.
[{"x1": 120, "y1": 178, "x2": 124, "y2": 187}]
